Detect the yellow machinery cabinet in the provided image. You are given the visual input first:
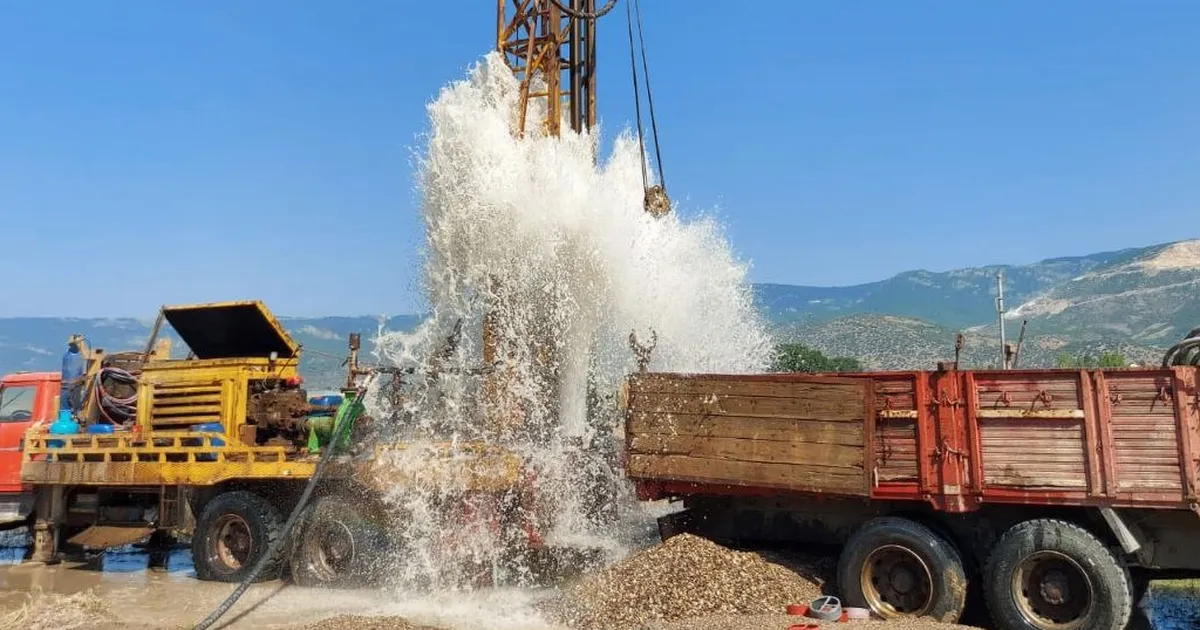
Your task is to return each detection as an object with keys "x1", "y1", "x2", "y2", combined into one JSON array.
[{"x1": 21, "y1": 300, "x2": 317, "y2": 486}]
